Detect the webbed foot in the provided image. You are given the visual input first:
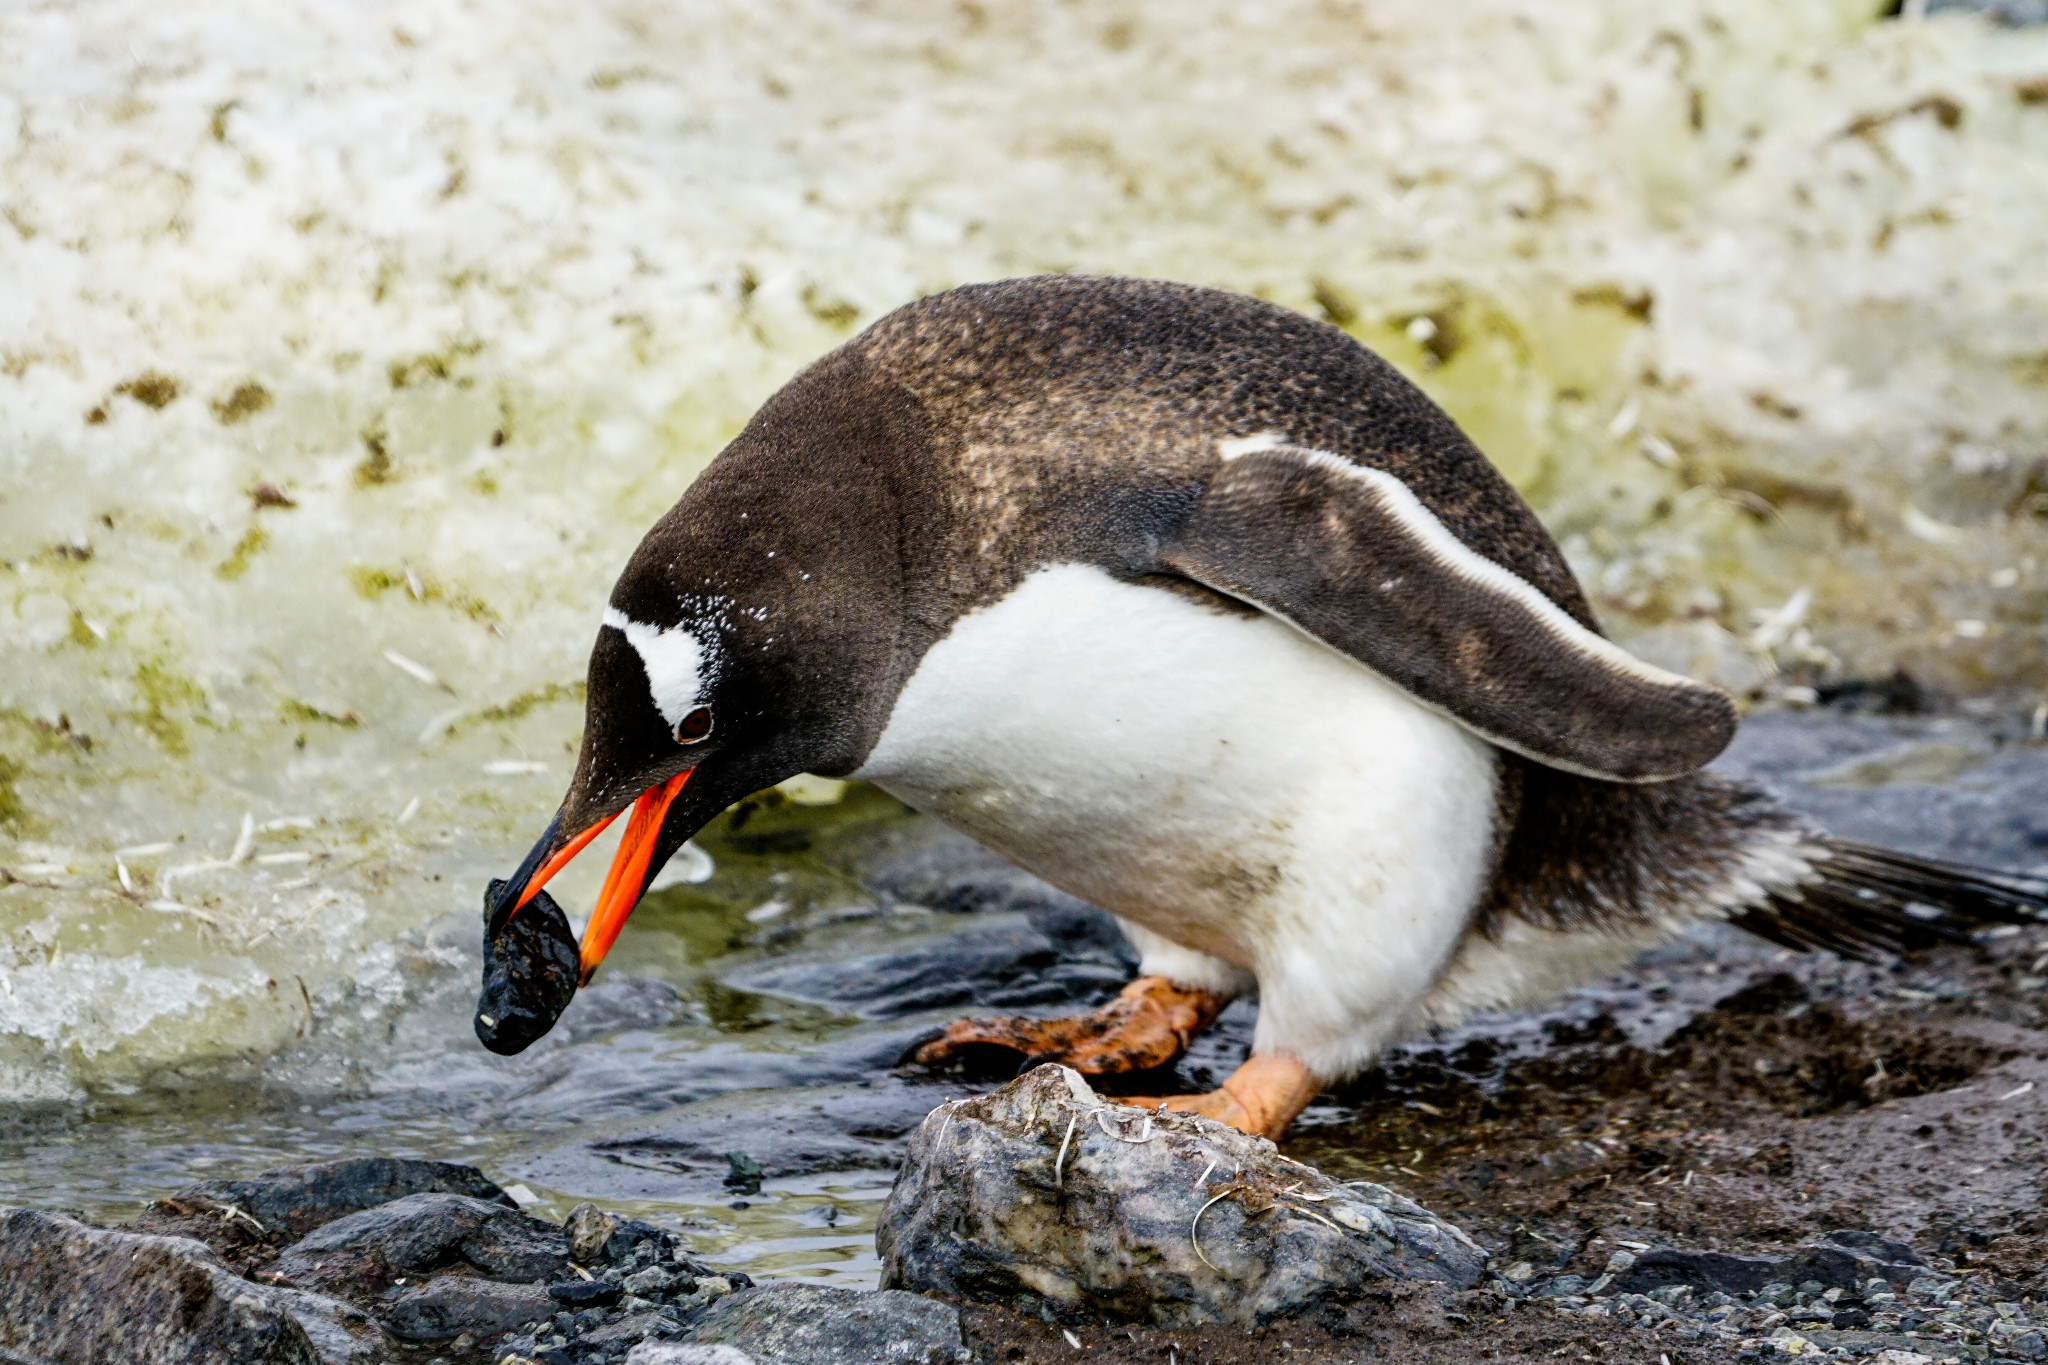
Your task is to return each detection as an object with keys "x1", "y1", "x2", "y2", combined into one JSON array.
[{"x1": 909, "y1": 975, "x2": 1232, "y2": 1075}]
